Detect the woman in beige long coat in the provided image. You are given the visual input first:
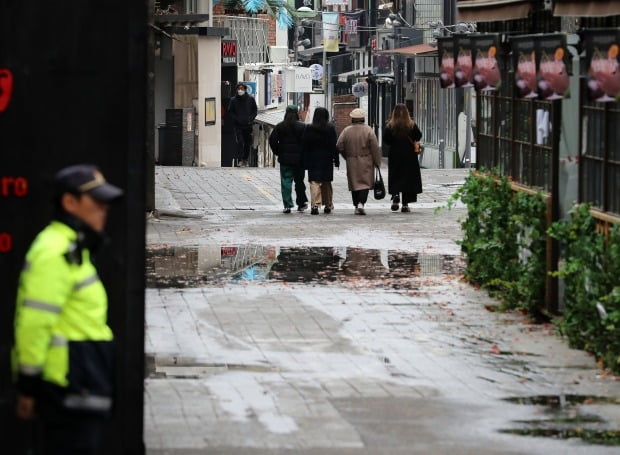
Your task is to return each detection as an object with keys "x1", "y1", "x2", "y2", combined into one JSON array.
[{"x1": 336, "y1": 108, "x2": 382, "y2": 215}]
